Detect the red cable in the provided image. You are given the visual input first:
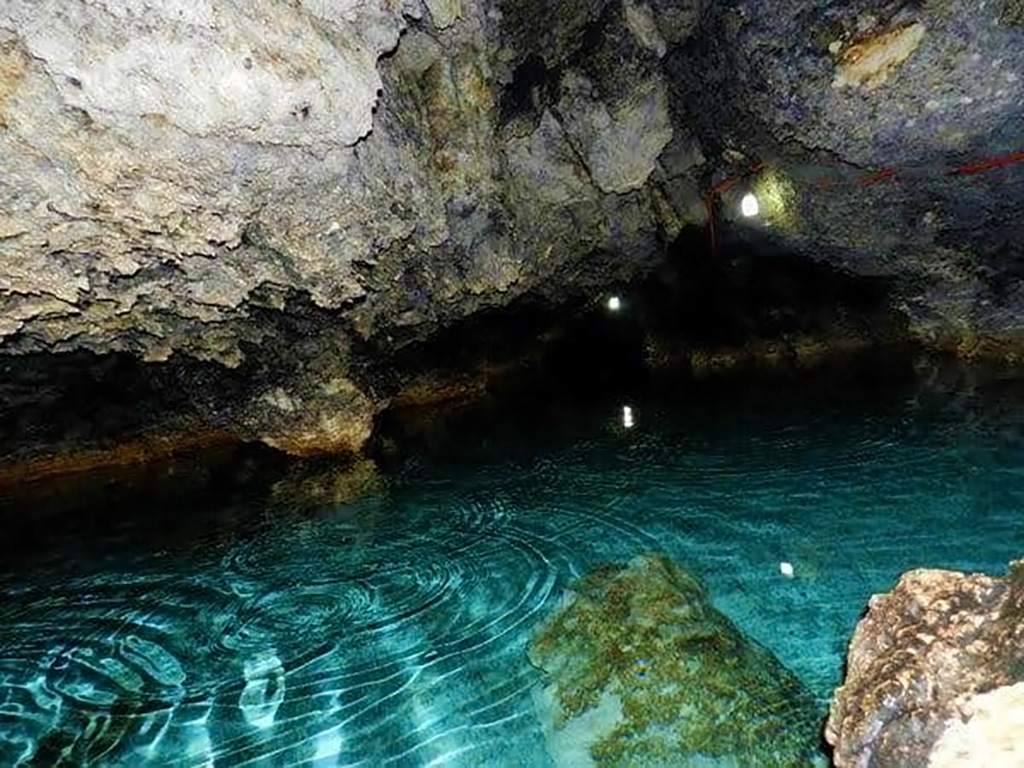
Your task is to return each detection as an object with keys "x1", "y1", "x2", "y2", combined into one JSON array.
[
  {"x1": 858, "y1": 150, "x2": 1023, "y2": 186},
  {"x1": 859, "y1": 167, "x2": 898, "y2": 187},
  {"x1": 700, "y1": 151, "x2": 1020, "y2": 256},
  {"x1": 949, "y1": 150, "x2": 1024, "y2": 176}
]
